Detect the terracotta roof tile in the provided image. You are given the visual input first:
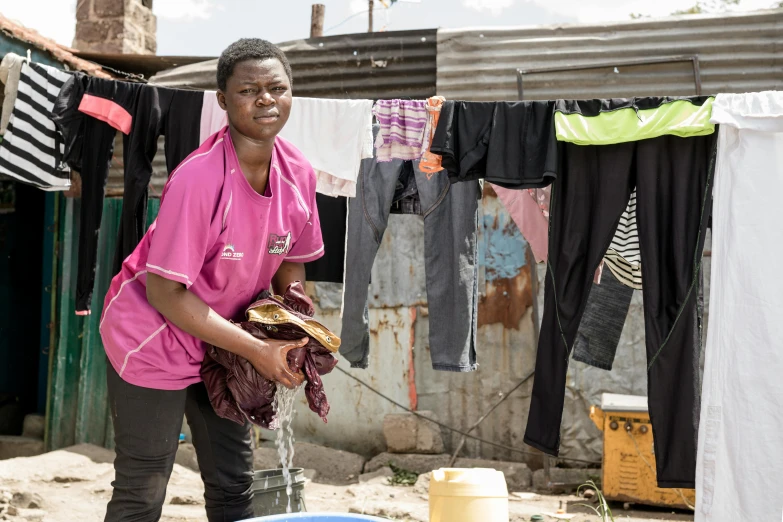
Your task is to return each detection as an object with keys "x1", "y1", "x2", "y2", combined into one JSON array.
[{"x1": 0, "y1": 13, "x2": 111, "y2": 78}]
